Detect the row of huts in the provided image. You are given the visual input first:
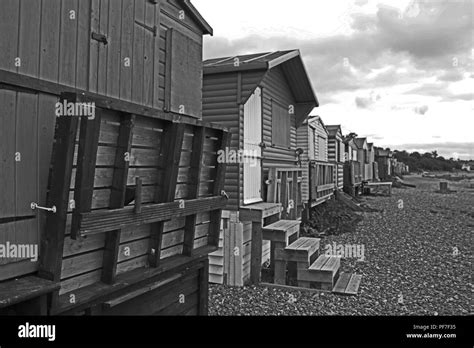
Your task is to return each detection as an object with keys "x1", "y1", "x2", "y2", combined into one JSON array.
[
  {"x1": 0, "y1": 0, "x2": 410, "y2": 314},
  {"x1": 202, "y1": 50, "x2": 409, "y2": 286}
]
